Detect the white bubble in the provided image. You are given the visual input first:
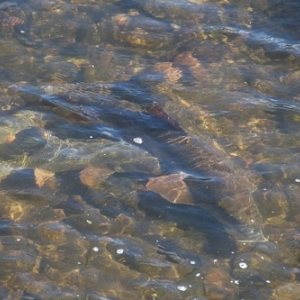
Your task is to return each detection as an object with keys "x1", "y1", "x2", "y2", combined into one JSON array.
[
  {"x1": 239, "y1": 262, "x2": 248, "y2": 269},
  {"x1": 116, "y1": 248, "x2": 124, "y2": 254},
  {"x1": 133, "y1": 137, "x2": 143, "y2": 144},
  {"x1": 86, "y1": 220, "x2": 92, "y2": 224},
  {"x1": 177, "y1": 285, "x2": 187, "y2": 291},
  {"x1": 195, "y1": 273, "x2": 201, "y2": 277},
  {"x1": 93, "y1": 247, "x2": 99, "y2": 252},
  {"x1": 189, "y1": 260, "x2": 196, "y2": 265},
  {"x1": 295, "y1": 179, "x2": 300, "y2": 183}
]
